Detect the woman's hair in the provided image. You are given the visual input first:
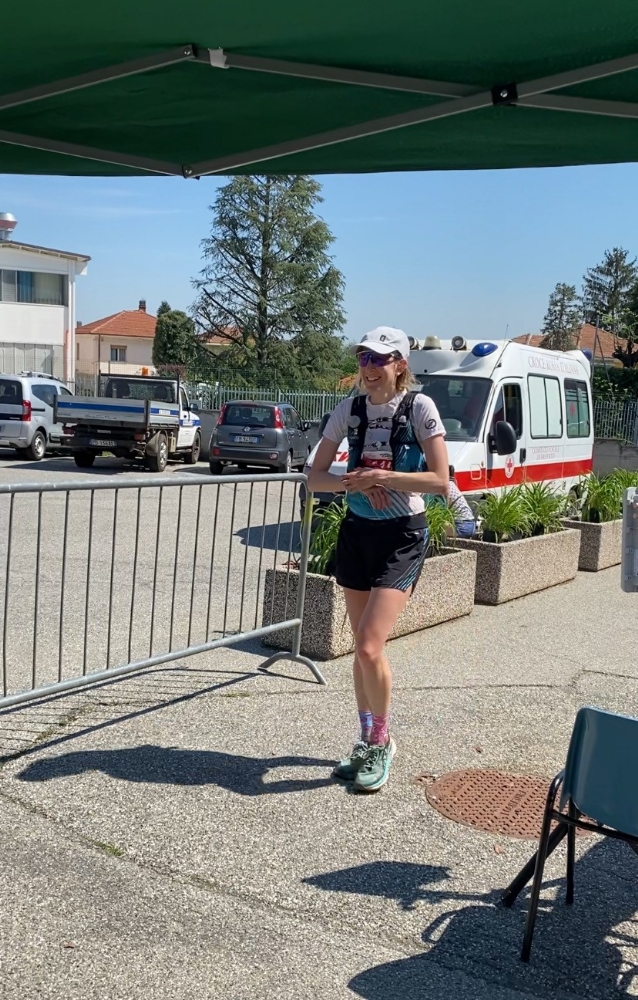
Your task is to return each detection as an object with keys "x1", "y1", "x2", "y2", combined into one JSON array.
[{"x1": 355, "y1": 356, "x2": 419, "y2": 393}]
